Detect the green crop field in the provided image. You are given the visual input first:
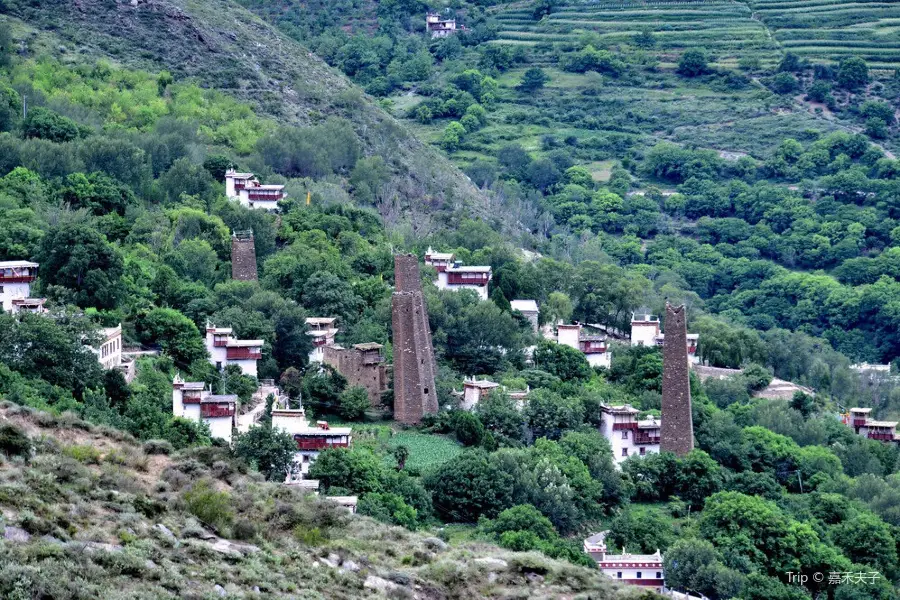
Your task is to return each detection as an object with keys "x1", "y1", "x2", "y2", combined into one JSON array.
[
  {"x1": 747, "y1": 0, "x2": 900, "y2": 69},
  {"x1": 493, "y1": 0, "x2": 783, "y2": 68},
  {"x1": 385, "y1": 432, "x2": 463, "y2": 471}
]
